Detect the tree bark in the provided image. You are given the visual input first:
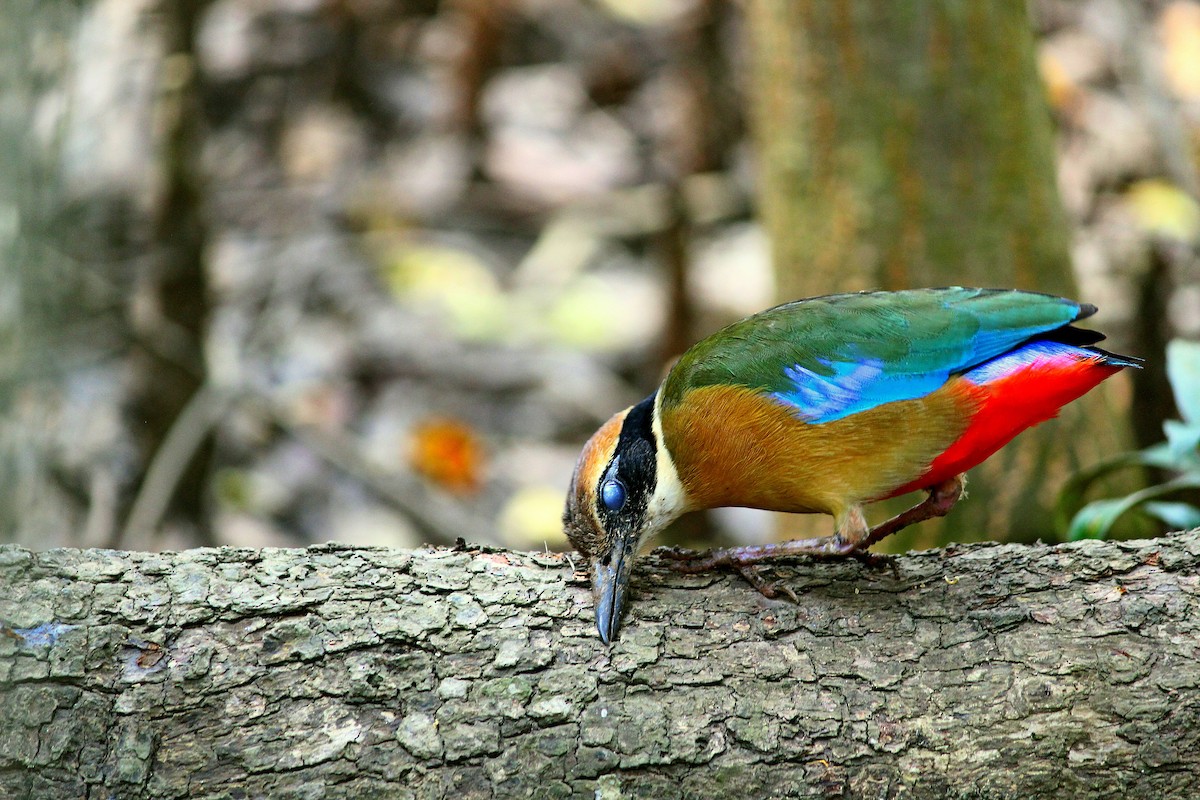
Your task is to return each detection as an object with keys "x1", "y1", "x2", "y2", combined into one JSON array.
[
  {"x1": 749, "y1": 1, "x2": 1068, "y2": 295},
  {"x1": 745, "y1": 0, "x2": 1136, "y2": 546},
  {"x1": 3, "y1": 532, "x2": 1200, "y2": 799}
]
